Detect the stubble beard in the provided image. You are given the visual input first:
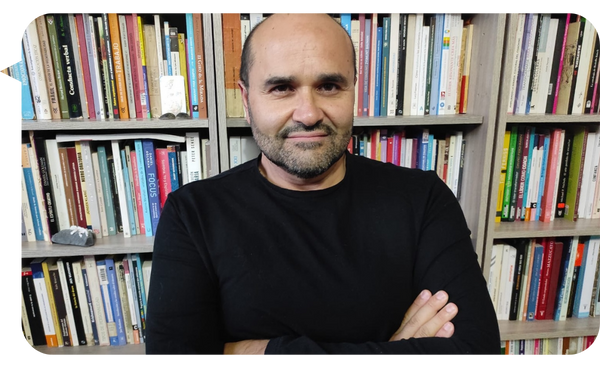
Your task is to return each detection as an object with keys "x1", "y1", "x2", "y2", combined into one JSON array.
[{"x1": 248, "y1": 104, "x2": 353, "y2": 179}]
